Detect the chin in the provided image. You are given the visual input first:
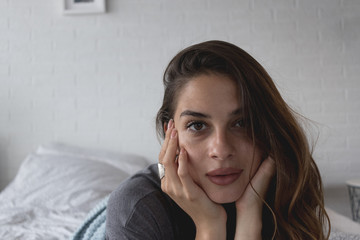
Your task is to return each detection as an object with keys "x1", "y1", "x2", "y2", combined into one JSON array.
[{"x1": 208, "y1": 191, "x2": 242, "y2": 204}]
